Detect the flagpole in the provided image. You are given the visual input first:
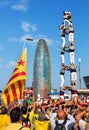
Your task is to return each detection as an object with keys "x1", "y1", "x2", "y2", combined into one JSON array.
[
  {"x1": 24, "y1": 48, "x2": 27, "y2": 90},
  {"x1": 23, "y1": 40, "x2": 26, "y2": 50},
  {"x1": 23, "y1": 37, "x2": 33, "y2": 90}
]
